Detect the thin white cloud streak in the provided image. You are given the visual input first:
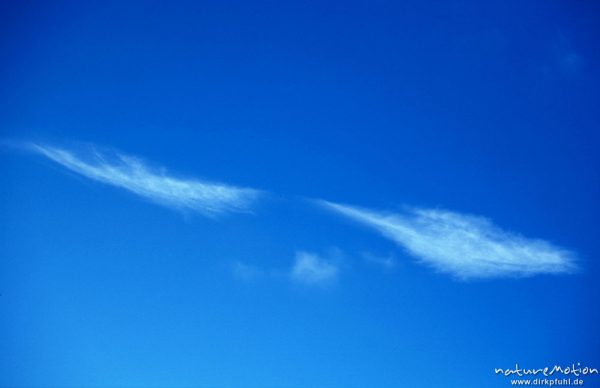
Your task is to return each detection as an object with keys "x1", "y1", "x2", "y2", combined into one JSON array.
[
  {"x1": 30, "y1": 144, "x2": 261, "y2": 216},
  {"x1": 320, "y1": 201, "x2": 577, "y2": 279},
  {"x1": 290, "y1": 251, "x2": 339, "y2": 286}
]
